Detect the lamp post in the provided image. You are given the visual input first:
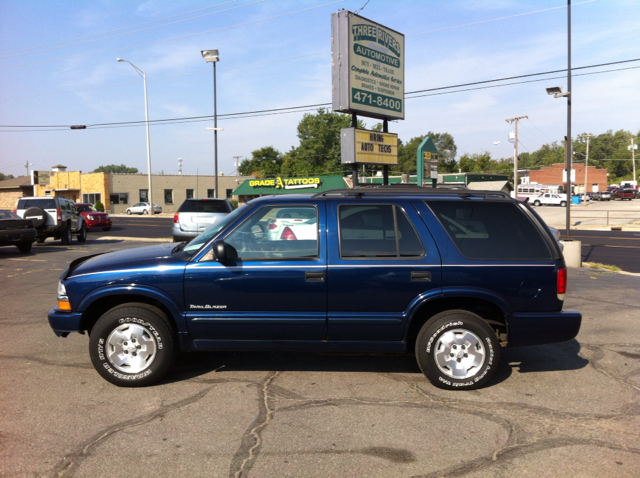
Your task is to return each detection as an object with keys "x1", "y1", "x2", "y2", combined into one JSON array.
[
  {"x1": 117, "y1": 58, "x2": 154, "y2": 214},
  {"x1": 201, "y1": 49, "x2": 220, "y2": 198}
]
